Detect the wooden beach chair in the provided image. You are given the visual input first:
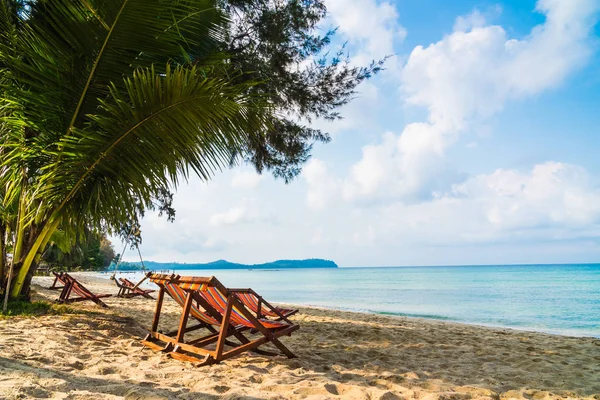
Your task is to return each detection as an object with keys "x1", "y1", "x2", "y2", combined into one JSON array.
[
  {"x1": 232, "y1": 289, "x2": 298, "y2": 321},
  {"x1": 51, "y1": 272, "x2": 111, "y2": 308},
  {"x1": 142, "y1": 273, "x2": 299, "y2": 366},
  {"x1": 113, "y1": 277, "x2": 155, "y2": 299},
  {"x1": 48, "y1": 271, "x2": 66, "y2": 290}
]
